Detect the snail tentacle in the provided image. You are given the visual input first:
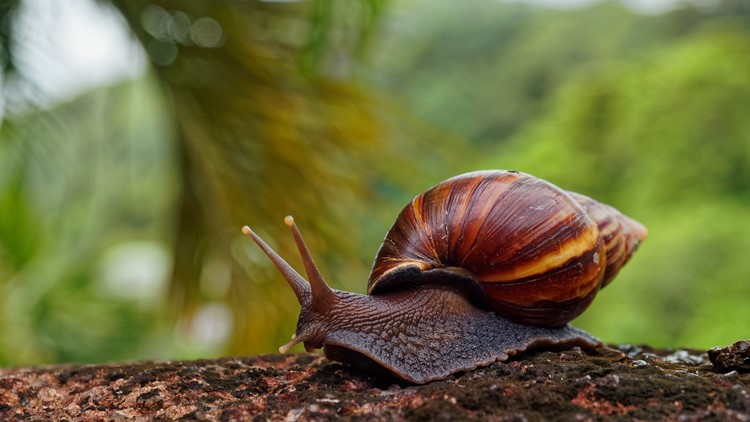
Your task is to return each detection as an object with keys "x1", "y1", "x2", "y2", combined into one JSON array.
[
  {"x1": 284, "y1": 216, "x2": 338, "y2": 312},
  {"x1": 242, "y1": 225, "x2": 310, "y2": 303}
]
